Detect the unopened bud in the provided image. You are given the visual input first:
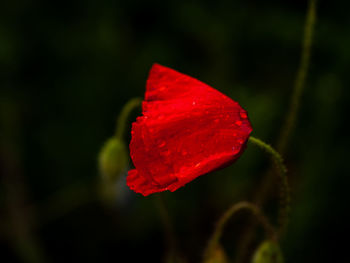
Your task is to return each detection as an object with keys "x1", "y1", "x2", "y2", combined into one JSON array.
[
  {"x1": 98, "y1": 137, "x2": 128, "y2": 182},
  {"x1": 204, "y1": 245, "x2": 229, "y2": 263},
  {"x1": 251, "y1": 240, "x2": 284, "y2": 263}
]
